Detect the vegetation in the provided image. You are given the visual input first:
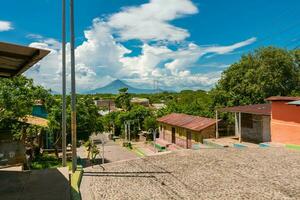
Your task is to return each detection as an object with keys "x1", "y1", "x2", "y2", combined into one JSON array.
[
  {"x1": 212, "y1": 47, "x2": 300, "y2": 107},
  {"x1": 2, "y1": 46, "x2": 300, "y2": 169}
]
